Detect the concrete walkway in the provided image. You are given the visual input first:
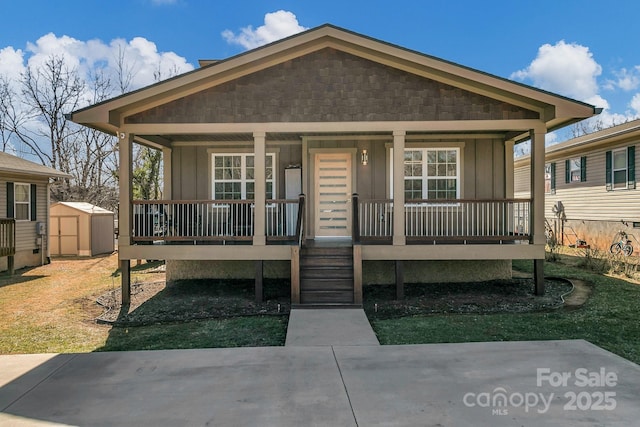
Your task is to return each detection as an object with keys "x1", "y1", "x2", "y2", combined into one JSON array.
[
  {"x1": 285, "y1": 308, "x2": 380, "y2": 346},
  {"x1": 1, "y1": 340, "x2": 639, "y2": 426}
]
